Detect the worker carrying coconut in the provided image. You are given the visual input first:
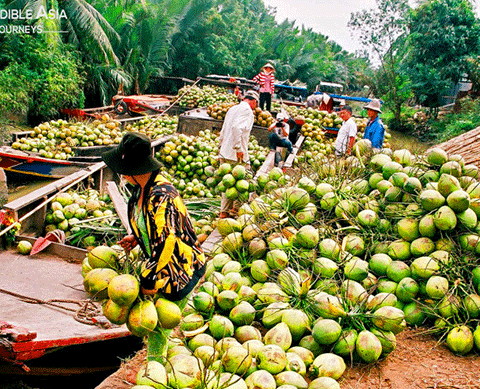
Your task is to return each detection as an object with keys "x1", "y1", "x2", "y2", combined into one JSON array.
[
  {"x1": 363, "y1": 99, "x2": 385, "y2": 150},
  {"x1": 102, "y1": 132, "x2": 206, "y2": 354},
  {"x1": 253, "y1": 63, "x2": 275, "y2": 111},
  {"x1": 218, "y1": 90, "x2": 259, "y2": 218},
  {"x1": 335, "y1": 105, "x2": 357, "y2": 157}
]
